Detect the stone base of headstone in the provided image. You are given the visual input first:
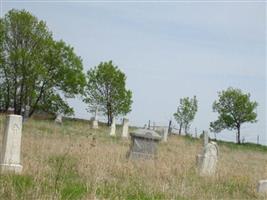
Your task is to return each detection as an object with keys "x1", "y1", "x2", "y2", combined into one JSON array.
[
  {"x1": 0, "y1": 163, "x2": 23, "y2": 173},
  {"x1": 257, "y1": 180, "x2": 267, "y2": 194},
  {"x1": 92, "y1": 120, "x2": 98, "y2": 129}
]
